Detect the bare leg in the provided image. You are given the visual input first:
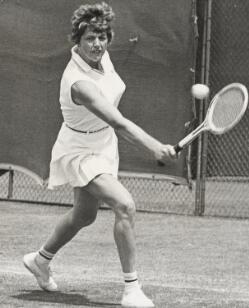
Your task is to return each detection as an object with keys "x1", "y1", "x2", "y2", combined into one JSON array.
[
  {"x1": 23, "y1": 188, "x2": 99, "y2": 292},
  {"x1": 85, "y1": 175, "x2": 154, "y2": 307},
  {"x1": 44, "y1": 188, "x2": 100, "y2": 253},
  {"x1": 85, "y1": 174, "x2": 136, "y2": 273}
]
